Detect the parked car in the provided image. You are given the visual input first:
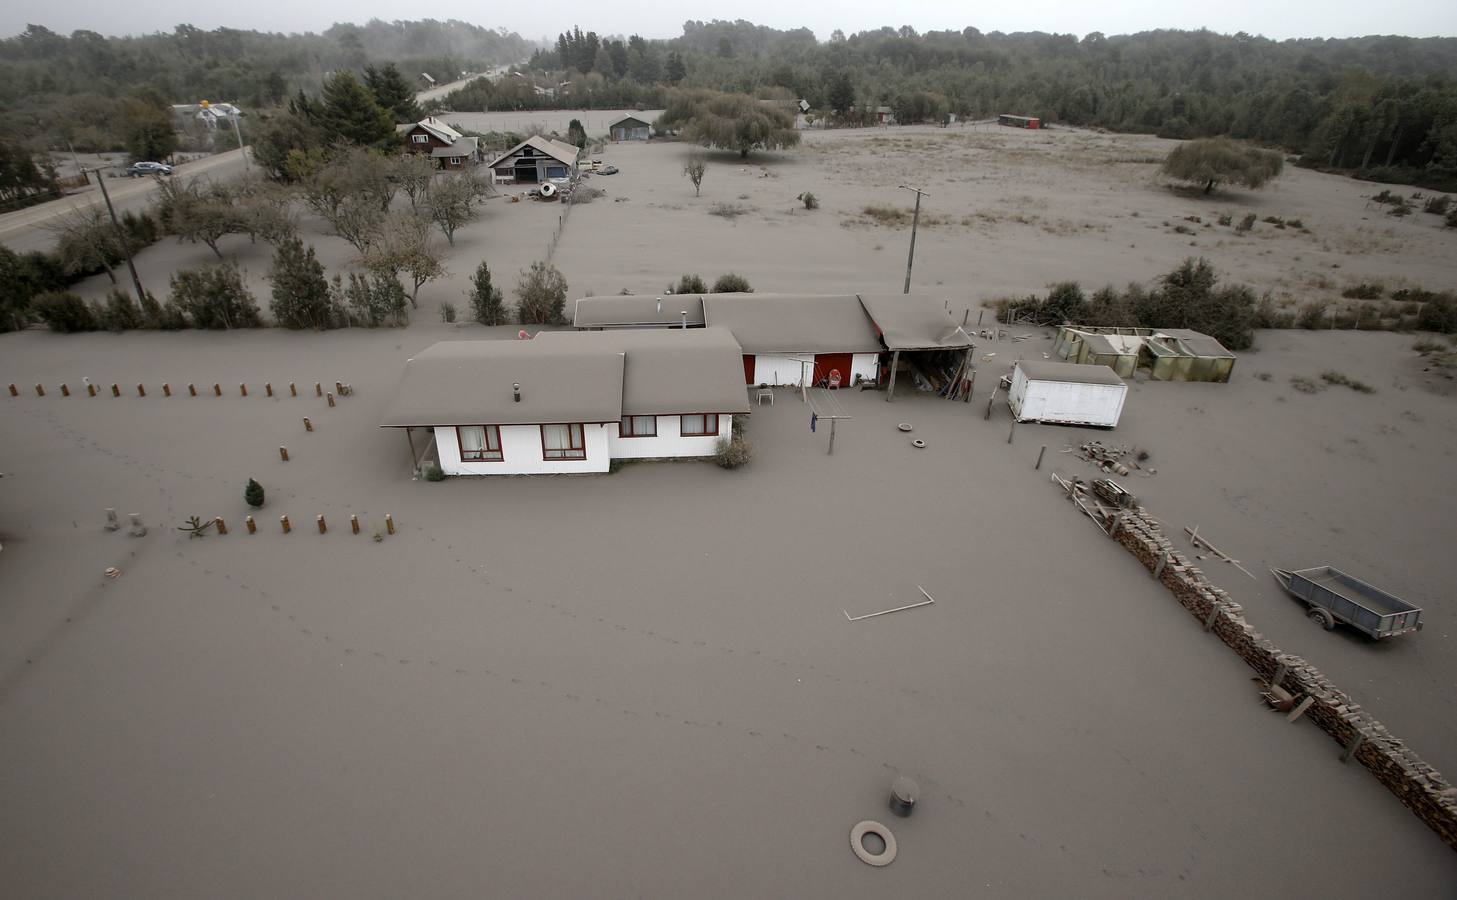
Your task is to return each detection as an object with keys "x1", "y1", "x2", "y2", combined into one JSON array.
[
  {"x1": 597, "y1": 164, "x2": 619, "y2": 175},
  {"x1": 126, "y1": 161, "x2": 173, "y2": 177}
]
